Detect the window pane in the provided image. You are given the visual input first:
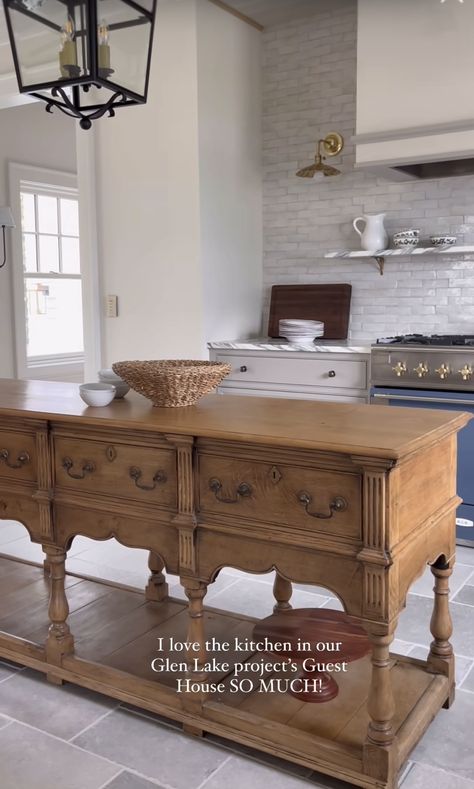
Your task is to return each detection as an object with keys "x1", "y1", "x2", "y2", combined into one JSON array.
[
  {"x1": 100, "y1": 6, "x2": 152, "y2": 98},
  {"x1": 61, "y1": 237, "x2": 81, "y2": 274},
  {"x1": 22, "y1": 234, "x2": 37, "y2": 273},
  {"x1": 21, "y1": 193, "x2": 35, "y2": 232},
  {"x1": 60, "y1": 199, "x2": 79, "y2": 236},
  {"x1": 37, "y1": 195, "x2": 58, "y2": 234},
  {"x1": 38, "y1": 235, "x2": 60, "y2": 273},
  {"x1": 25, "y1": 278, "x2": 84, "y2": 358}
]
